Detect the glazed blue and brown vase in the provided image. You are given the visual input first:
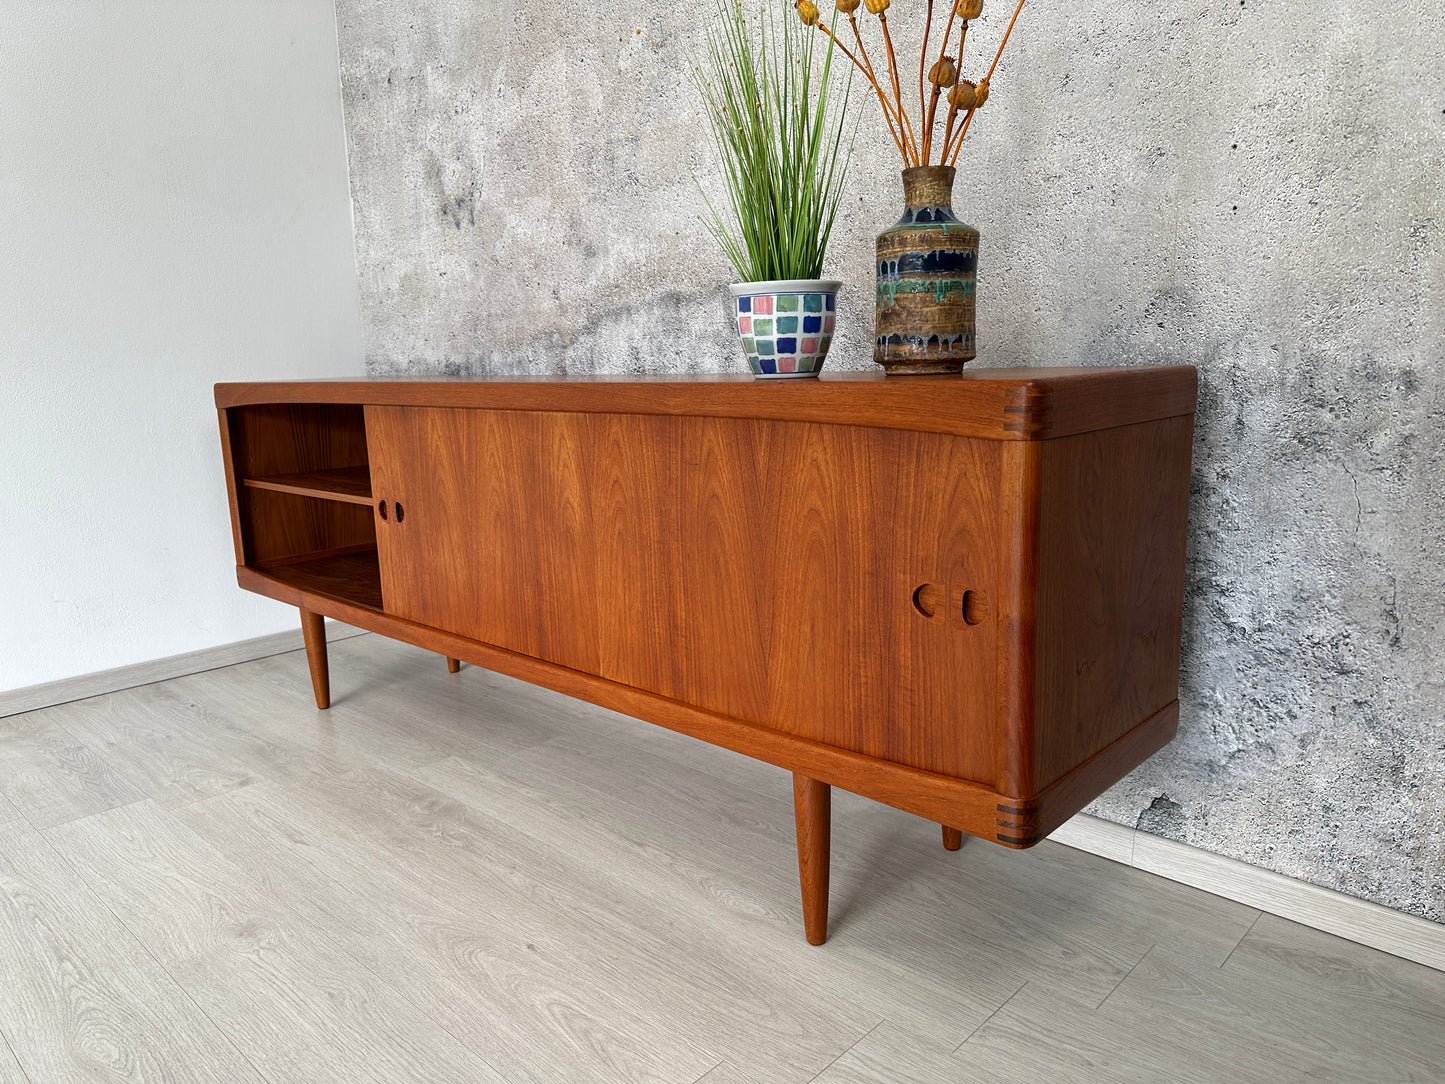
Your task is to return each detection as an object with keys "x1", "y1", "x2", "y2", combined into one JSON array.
[{"x1": 874, "y1": 165, "x2": 978, "y2": 373}]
